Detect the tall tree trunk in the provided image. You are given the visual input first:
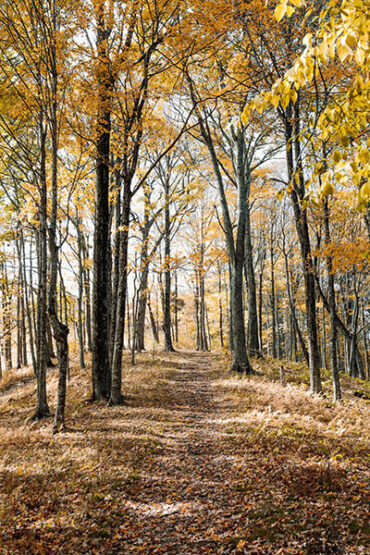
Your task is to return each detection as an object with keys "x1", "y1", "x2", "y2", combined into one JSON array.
[
  {"x1": 33, "y1": 116, "x2": 50, "y2": 420},
  {"x1": 20, "y1": 231, "x2": 36, "y2": 374},
  {"x1": 218, "y1": 262, "x2": 224, "y2": 349},
  {"x1": 110, "y1": 167, "x2": 122, "y2": 361},
  {"x1": 83, "y1": 238, "x2": 92, "y2": 353},
  {"x1": 163, "y1": 179, "x2": 174, "y2": 352},
  {"x1": 174, "y1": 271, "x2": 179, "y2": 343},
  {"x1": 76, "y1": 215, "x2": 85, "y2": 370},
  {"x1": 194, "y1": 272, "x2": 200, "y2": 350},
  {"x1": 323, "y1": 198, "x2": 341, "y2": 400},
  {"x1": 48, "y1": 8, "x2": 70, "y2": 432},
  {"x1": 270, "y1": 240, "x2": 277, "y2": 359},
  {"x1": 109, "y1": 184, "x2": 131, "y2": 405},
  {"x1": 92, "y1": 3, "x2": 113, "y2": 401},
  {"x1": 244, "y1": 203, "x2": 260, "y2": 357}
]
